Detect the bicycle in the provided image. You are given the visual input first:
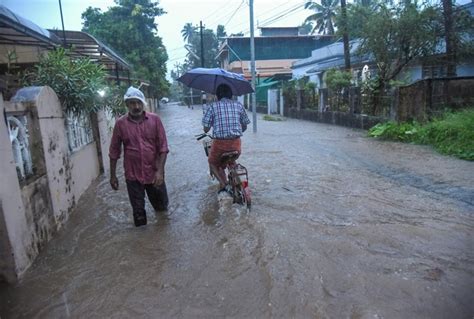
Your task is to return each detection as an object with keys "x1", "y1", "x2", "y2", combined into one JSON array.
[{"x1": 195, "y1": 133, "x2": 252, "y2": 210}]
